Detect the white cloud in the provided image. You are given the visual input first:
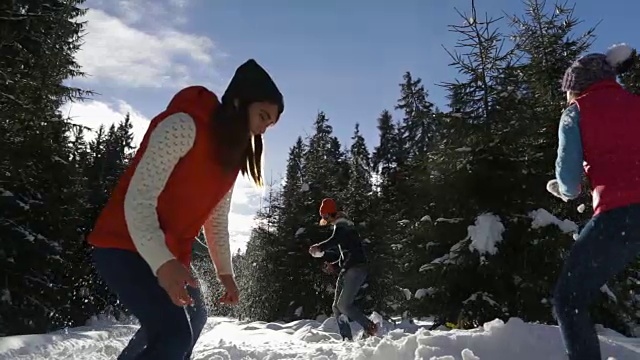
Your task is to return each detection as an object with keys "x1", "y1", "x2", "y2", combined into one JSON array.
[
  {"x1": 168, "y1": 0, "x2": 188, "y2": 8},
  {"x1": 102, "y1": 0, "x2": 191, "y2": 26},
  {"x1": 75, "y1": 8, "x2": 223, "y2": 88},
  {"x1": 228, "y1": 176, "x2": 265, "y2": 253},
  {"x1": 61, "y1": 99, "x2": 150, "y2": 146},
  {"x1": 62, "y1": 99, "x2": 262, "y2": 253}
]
